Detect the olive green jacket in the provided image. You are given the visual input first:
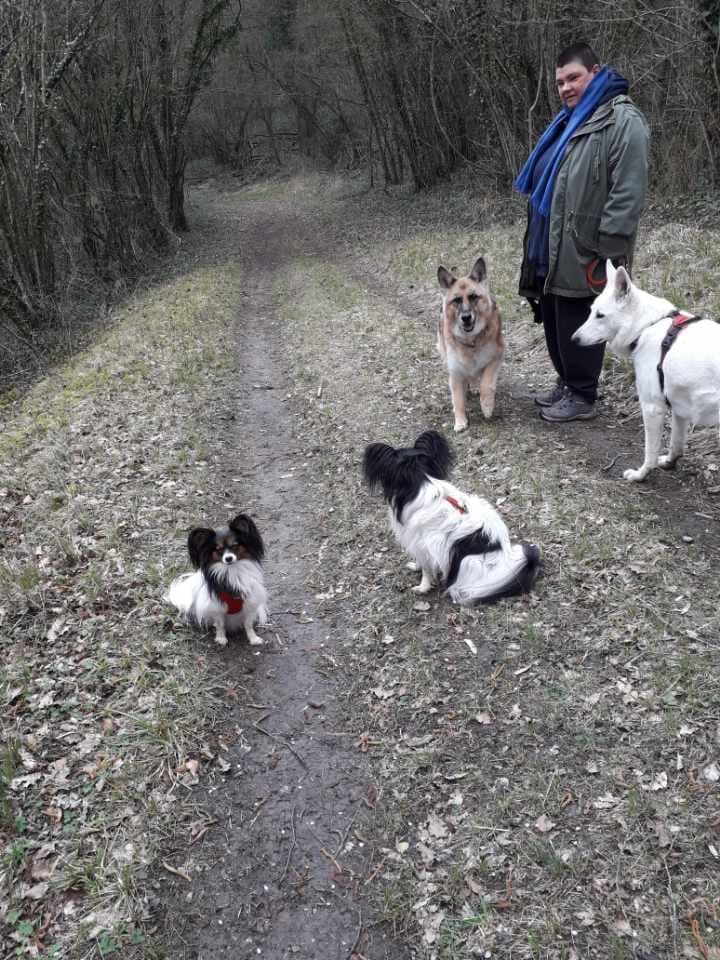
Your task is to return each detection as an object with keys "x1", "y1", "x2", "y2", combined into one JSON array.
[{"x1": 520, "y1": 95, "x2": 650, "y2": 299}]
